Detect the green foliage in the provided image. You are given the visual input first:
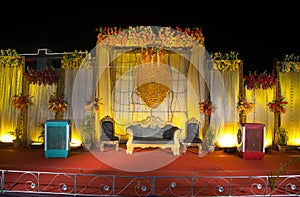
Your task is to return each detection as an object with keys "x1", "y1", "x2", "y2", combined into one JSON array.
[
  {"x1": 80, "y1": 115, "x2": 95, "y2": 143},
  {"x1": 36, "y1": 122, "x2": 45, "y2": 143},
  {"x1": 210, "y1": 51, "x2": 239, "y2": 61},
  {"x1": 276, "y1": 127, "x2": 288, "y2": 146},
  {"x1": 205, "y1": 125, "x2": 217, "y2": 146},
  {"x1": 0, "y1": 48, "x2": 23, "y2": 67},
  {"x1": 9, "y1": 128, "x2": 23, "y2": 141},
  {"x1": 268, "y1": 157, "x2": 299, "y2": 191}
]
